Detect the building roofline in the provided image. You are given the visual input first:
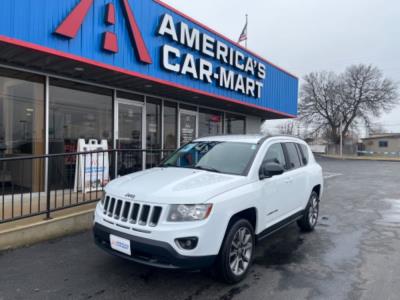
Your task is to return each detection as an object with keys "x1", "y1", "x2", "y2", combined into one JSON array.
[{"x1": 361, "y1": 134, "x2": 400, "y2": 140}]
